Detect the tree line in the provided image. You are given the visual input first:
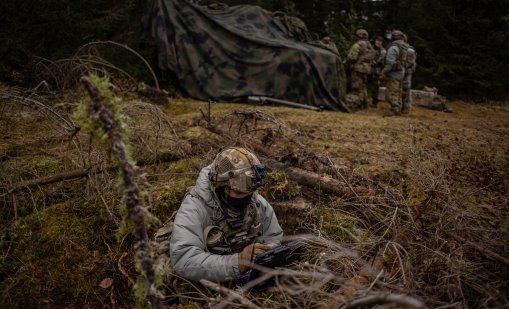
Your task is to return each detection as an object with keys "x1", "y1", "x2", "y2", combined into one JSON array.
[{"x1": 1, "y1": 0, "x2": 508, "y2": 100}]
